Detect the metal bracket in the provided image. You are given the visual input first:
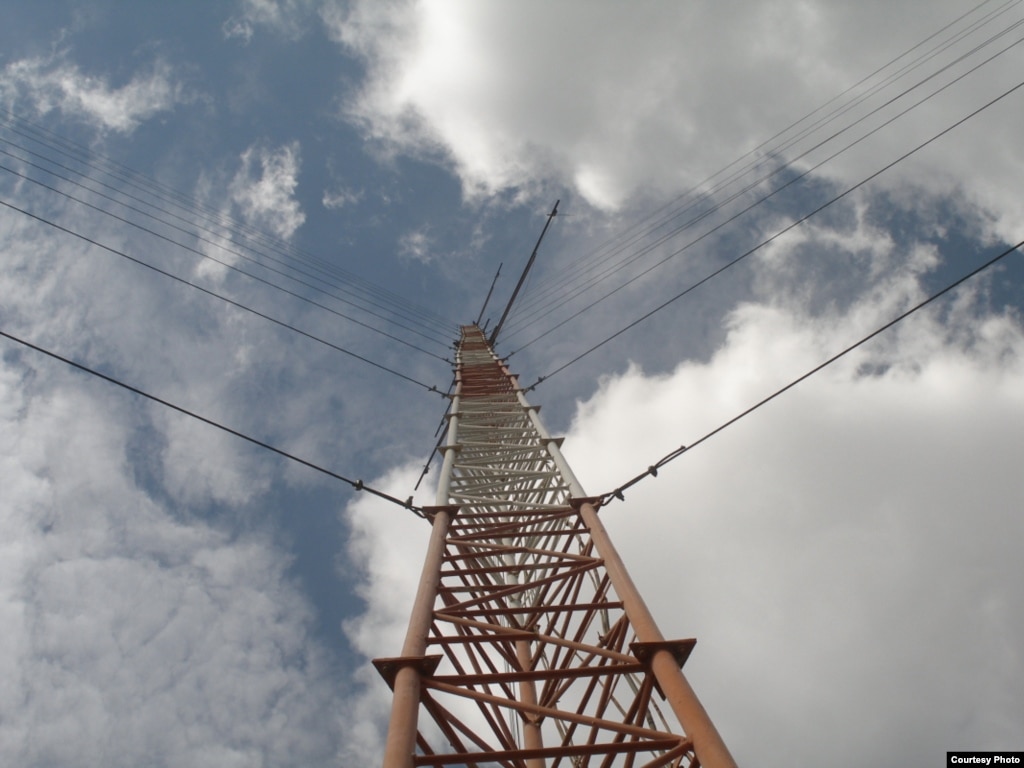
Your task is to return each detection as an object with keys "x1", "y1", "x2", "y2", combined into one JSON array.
[
  {"x1": 630, "y1": 639, "x2": 697, "y2": 669},
  {"x1": 422, "y1": 504, "x2": 461, "y2": 523},
  {"x1": 569, "y1": 496, "x2": 603, "y2": 512},
  {"x1": 371, "y1": 655, "x2": 443, "y2": 688}
]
